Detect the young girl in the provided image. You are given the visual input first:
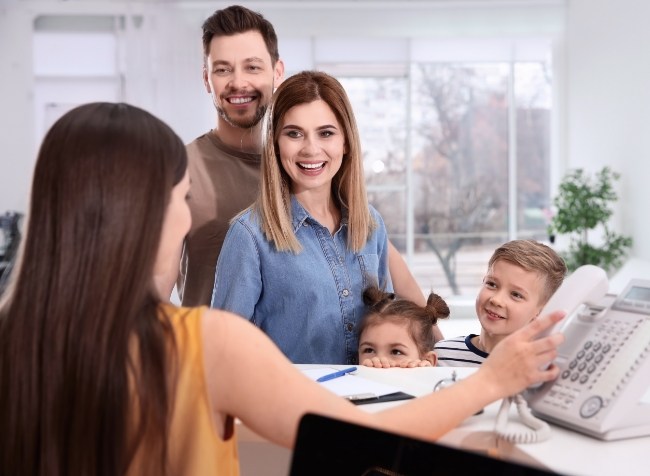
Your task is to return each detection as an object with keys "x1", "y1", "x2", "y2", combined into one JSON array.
[{"x1": 358, "y1": 286, "x2": 450, "y2": 368}]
